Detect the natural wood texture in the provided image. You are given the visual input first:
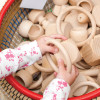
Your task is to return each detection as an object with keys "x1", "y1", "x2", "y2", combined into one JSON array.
[
  {"x1": 80, "y1": 69, "x2": 99, "y2": 76},
  {"x1": 18, "y1": 20, "x2": 33, "y2": 38},
  {"x1": 57, "y1": 6, "x2": 96, "y2": 47},
  {"x1": 34, "y1": 62, "x2": 54, "y2": 72},
  {"x1": 28, "y1": 74, "x2": 43, "y2": 89},
  {"x1": 70, "y1": 28, "x2": 88, "y2": 43},
  {"x1": 92, "y1": 5, "x2": 100, "y2": 27},
  {"x1": 15, "y1": 70, "x2": 33, "y2": 88},
  {"x1": 45, "y1": 22, "x2": 72, "y2": 37},
  {"x1": 25, "y1": 64, "x2": 39, "y2": 75},
  {"x1": 42, "y1": 55, "x2": 56, "y2": 68},
  {"x1": 77, "y1": 0, "x2": 93, "y2": 12},
  {"x1": 91, "y1": 0, "x2": 100, "y2": 6},
  {"x1": 61, "y1": 39, "x2": 82, "y2": 63},
  {"x1": 88, "y1": 27, "x2": 100, "y2": 36},
  {"x1": 70, "y1": 74, "x2": 88, "y2": 97},
  {"x1": 46, "y1": 39, "x2": 82, "y2": 73},
  {"x1": 52, "y1": 5, "x2": 61, "y2": 16},
  {"x1": 45, "y1": 12, "x2": 57, "y2": 23},
  {"x1": 46, "y1": 38, "x2": 72, "y2": 73},
  {"x1": 77, "y1": 13, "x2": 90, "y2": 24},
  {"x1": 68, "y1": 0, "x2": 78, "y2": 6},
  {"x1": 53, "y1": 0, "x2": 68, "y2": 6},
  {"x1": 28, "y1": 24, "x2": 44, "y2": 40},
  {"x1": 65, "y1": 10, "x2": 88, "y2": 29},
  {"x1": 81, "y1": 35, "x2": 100, "y2": 66},
  {"x1": 28, "y1": 10, "x2": 45, "y2": 24},
  {"x1": 70, "y1": 81, "x2": 100, "y2": 97}
]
